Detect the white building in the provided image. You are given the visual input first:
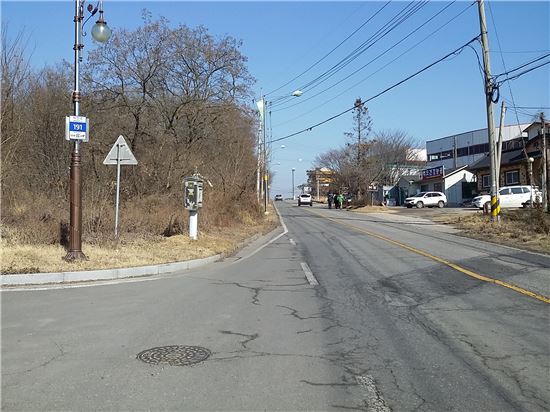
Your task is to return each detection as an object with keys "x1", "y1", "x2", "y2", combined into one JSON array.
[{"x1": 425, "y1": 124, "x2": 529, "y2": 169}]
